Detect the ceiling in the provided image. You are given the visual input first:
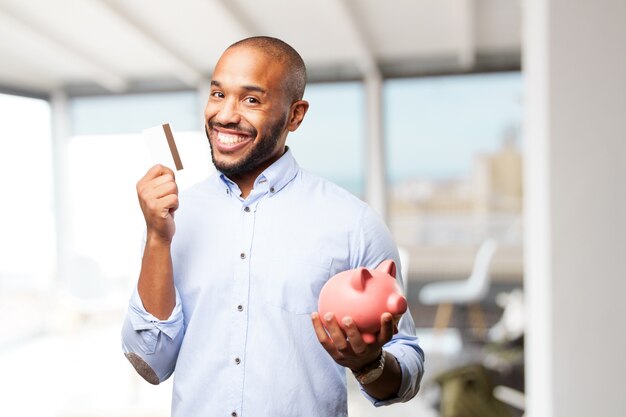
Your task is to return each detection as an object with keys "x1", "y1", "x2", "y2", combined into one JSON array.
[{"x1": 0, "y1": 0, "x2": 521, "y2": 97}]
